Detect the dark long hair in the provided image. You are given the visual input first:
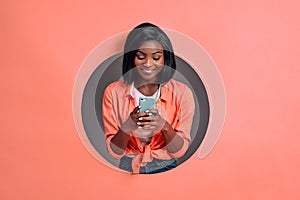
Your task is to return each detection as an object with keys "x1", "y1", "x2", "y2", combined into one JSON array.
[{"x1": 122, "y1": 22, "x2": 176, "y2": 84}]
